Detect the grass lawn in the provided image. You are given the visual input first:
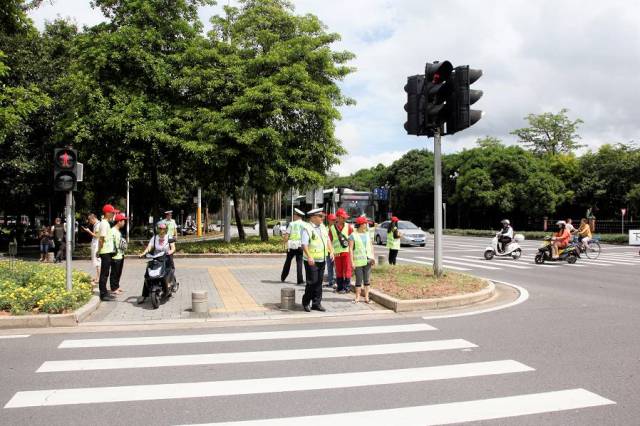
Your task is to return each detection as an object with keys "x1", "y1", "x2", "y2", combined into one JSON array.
[{"x1": 371, "y1": 264, "x2": 487, "y2": 300}]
